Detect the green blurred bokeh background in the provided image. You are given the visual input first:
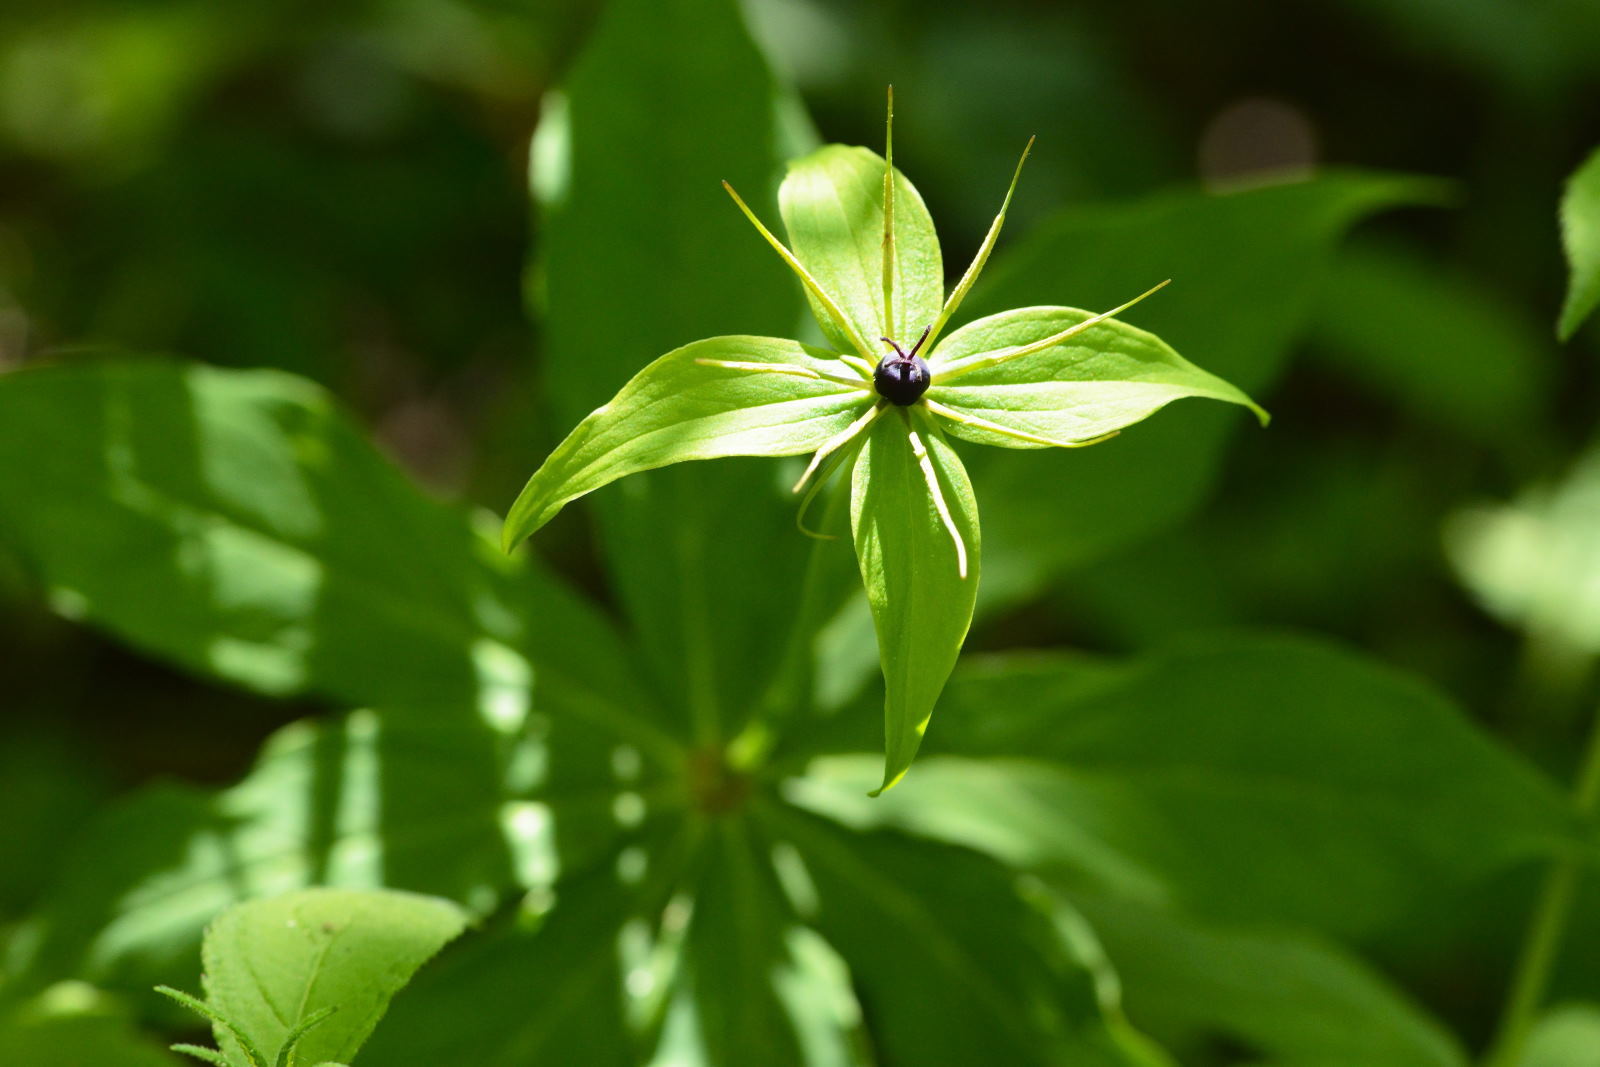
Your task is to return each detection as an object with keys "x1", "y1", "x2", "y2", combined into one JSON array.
[{"x1": 3, "y1": 0, "x2": 1600, "y2": 1053}]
